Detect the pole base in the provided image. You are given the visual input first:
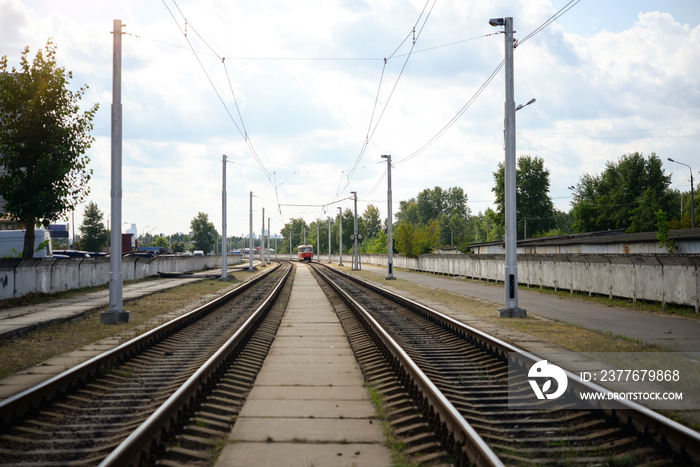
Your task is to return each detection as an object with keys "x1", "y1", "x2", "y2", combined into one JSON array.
[
  {"x1": 385, "y1": 276, "x2": 396, "y2": 281},
  {"x1": 101, "y1": 310, "x2": 132, "y2": 324},
  {"x1": 498, "y1": 307, "x2": 527, "y2": 318}
]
